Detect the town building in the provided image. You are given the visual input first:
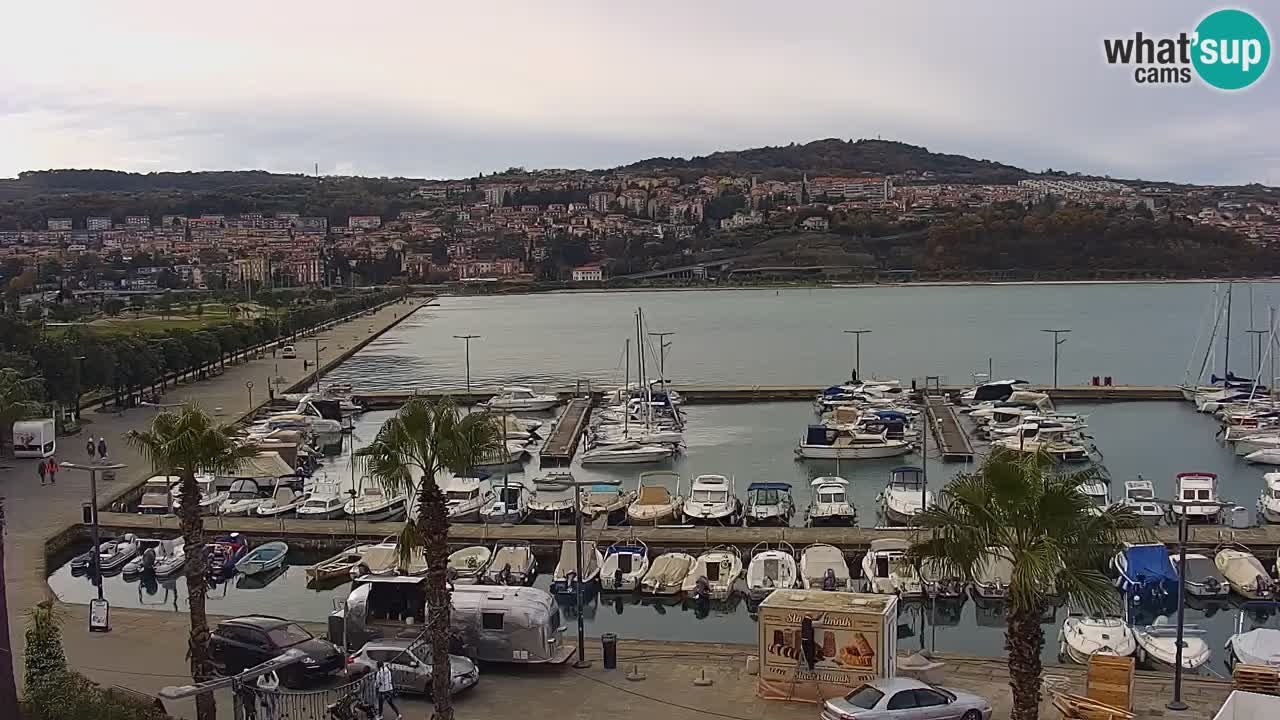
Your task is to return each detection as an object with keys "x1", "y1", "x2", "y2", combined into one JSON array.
[{"x1": 572, "y1": 264, "x2": 605, "y2": 282}]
